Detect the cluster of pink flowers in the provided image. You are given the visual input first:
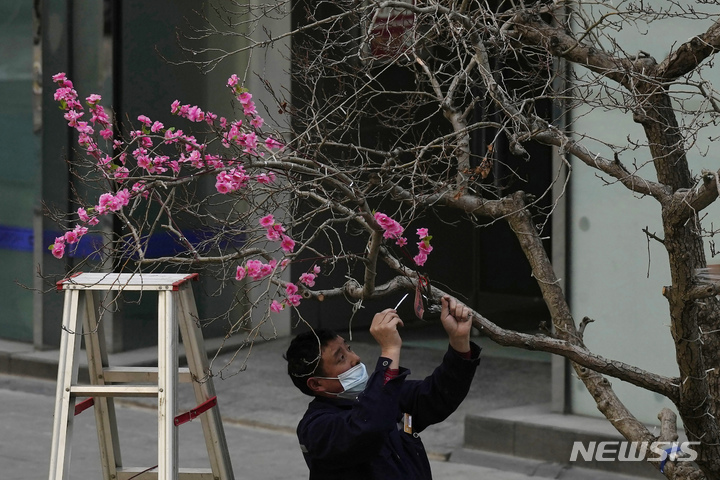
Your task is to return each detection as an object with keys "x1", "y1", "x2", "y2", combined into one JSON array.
[
  {"x1": 51, "y1": 225, "x2": 89, "y2": 259},
  {"x1": 53, "y1": 72, "x2": 112, "y2": 162},
  {"x1": 215, "y1": 166, "x2": 250, "y2": 193},
  {"x1": 374, "y1": 212, "x2": 407, "y2": 247},
  {"x1": 268, "y1": 264, "x2": 320, "y2": 313},
  {"x1": 170, "y1": 100, "x2": 217, "y2": 125},
  {"x1": 234, "y1": 217, "x2": 320, "y2": 312},
  {"x1": 414, "y1": 228, "x2": 433, "y2": 267},
  {"x1": 49, "y1": 72, "x2": 289, "y2": 260},
  {"x1": 259, "y1": 214, "x2": 295, "y2": 252},
  {"x1": 375, "y1": 212, "x2": 432, "y2": 267}
]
